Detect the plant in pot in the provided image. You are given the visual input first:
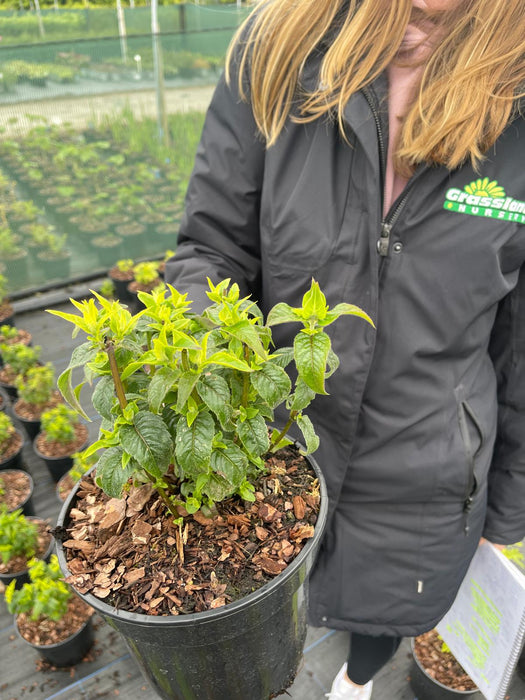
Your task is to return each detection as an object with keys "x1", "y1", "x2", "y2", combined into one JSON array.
[
  {"x1": 48, "y1": 278, "x2": 374, "y2": 700},
  {"x1": 36, "y1": 231, "x2": 71, "y2": 282},
  {"x1": 90, "y1": 233, "x2": 124, "y2": 269},
  {"x1": 0, "y1": 506, "x2": 54, "y2": 589},
  {"x1": 13, "y1": 363, "x2": 61, "y2": 440},
  {"x1": 127, "y1": 260, "x2": 163, "y2": 311},
  {"x1": 56, "y1": 449, "x2": 98, "y2": 503},
  {"x1": 0, "y1": 323, "x2": 32, "y2": 366},
  {"x1": 0, "y1": 410, "x2": 24, "y2": 471},
  {"x1": 0, "y1": 469, "x2": 35, "y2": 516},
  {"x1": 157, "y1": 249, "x2": 176, "y2": 280},
  {"x1": 411, "y1": 630, "x2": 482, "y2": 699},
  {"x1": 0, "y1": 342, "x2": 41, "y2": 399},
  {"x1": 108, "y1": 258, "x2": 135, "y2": 303},
  {"x1": 5, "y1": 554, "x2": 95, "y2": 667},
  {"x1": 0, "y1": 274, "x2": 15, "y2": 326},
  {"x1": 5, "y1": 198, "x2": 40, "y2": 232},
  {"x1": 33, "y1": 404, "x2": 89, "y2": 483},
  {"x1": 0, "y1": 224, "x2": 29, "y2": 283}
]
